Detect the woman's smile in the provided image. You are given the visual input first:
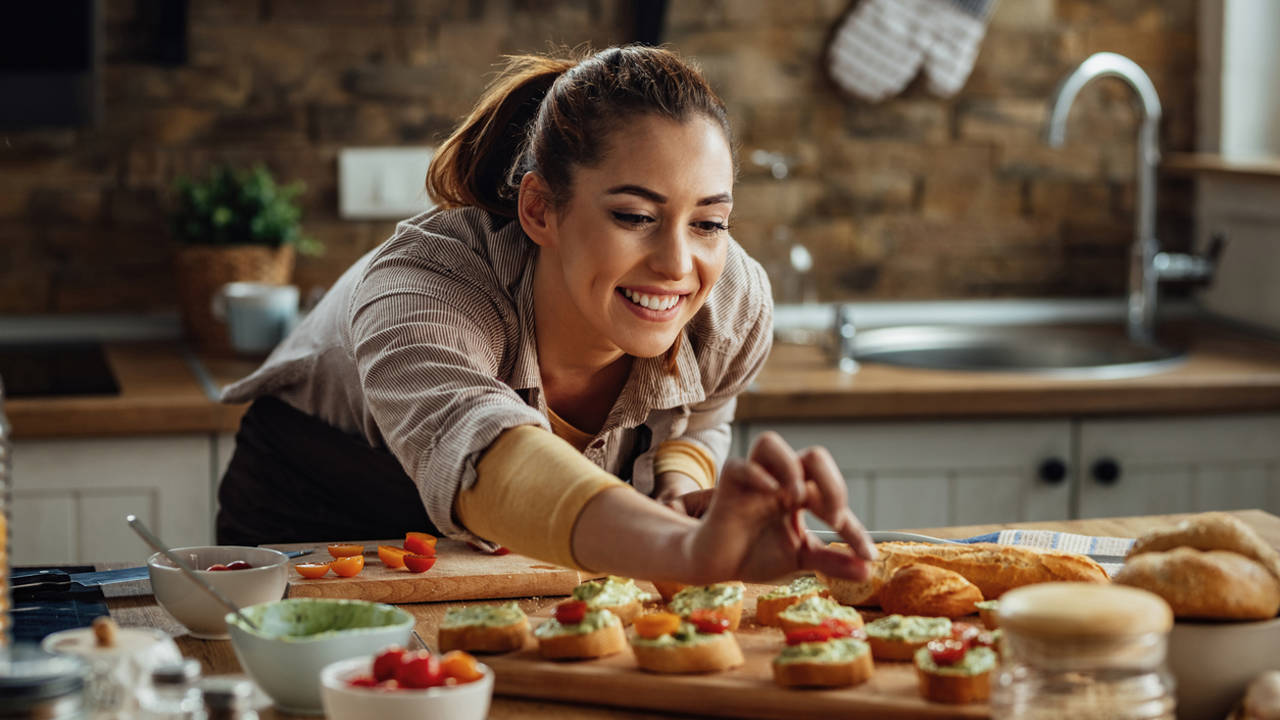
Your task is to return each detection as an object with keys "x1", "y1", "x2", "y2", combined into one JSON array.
[{"x1": 617, "y1": 287, "x2": 688, "y2": 320}]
